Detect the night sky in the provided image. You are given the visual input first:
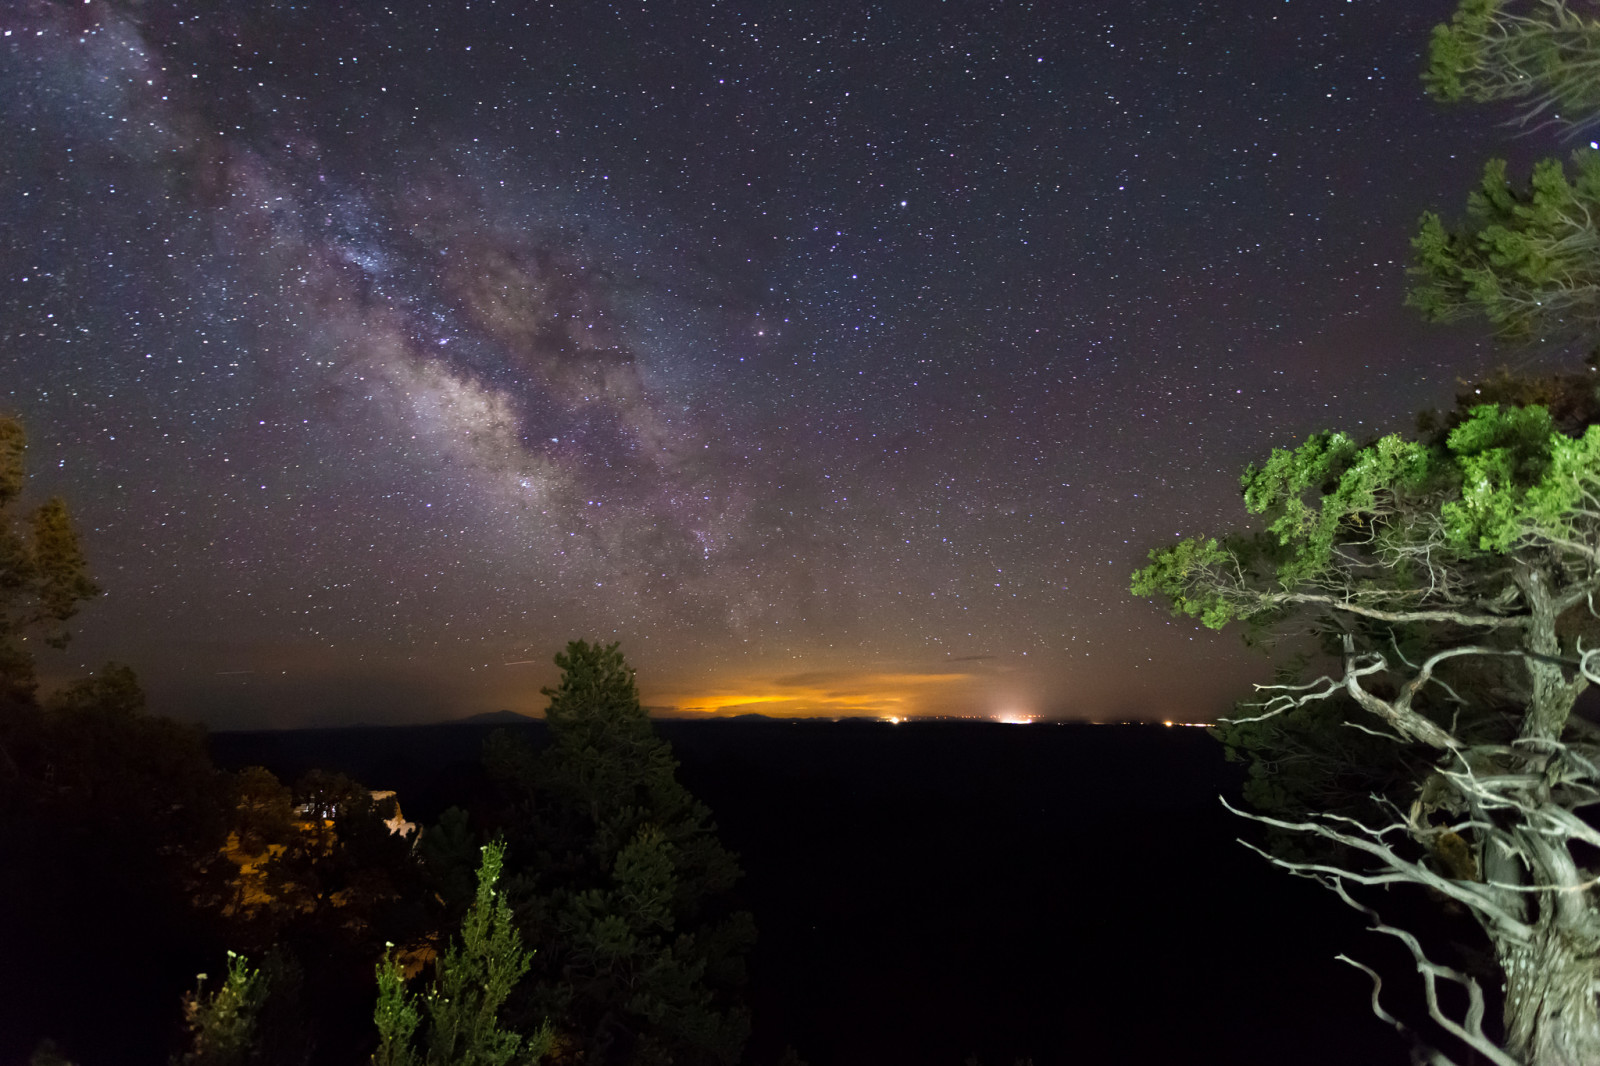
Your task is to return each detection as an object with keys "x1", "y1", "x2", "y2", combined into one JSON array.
[{"x1": 0, "y1": 0, "x2": 1556, "y2": 727}]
